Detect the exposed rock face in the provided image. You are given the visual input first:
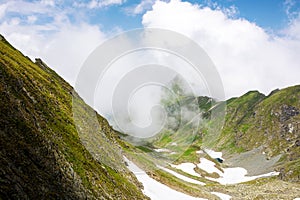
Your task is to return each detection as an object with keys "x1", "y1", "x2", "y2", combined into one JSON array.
[
  {"x1": 295, "y1": 140, "x2": 300, "y2": 147},
  {"x1": 35, "y1": 58, "x2": 49, "y2": 71},
  {"x1": 280, "y1": 105, "x2": 300, "y2": 122}
]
